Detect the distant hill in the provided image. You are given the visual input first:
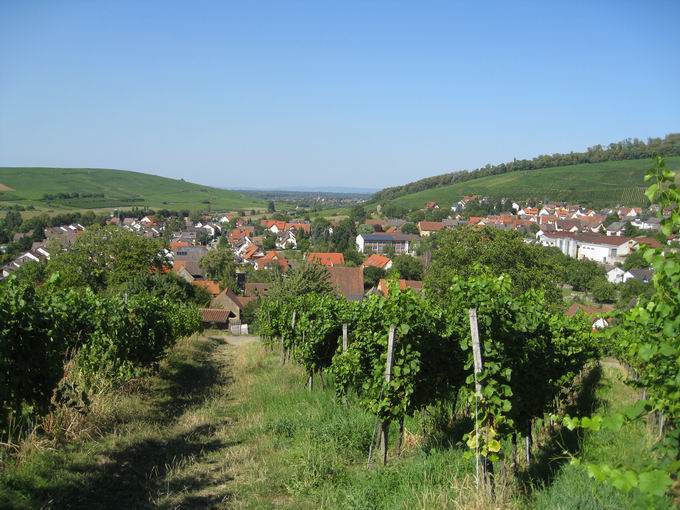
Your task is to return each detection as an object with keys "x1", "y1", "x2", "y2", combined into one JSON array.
[
  {"x1": 0, "y1": 167, "x2": 262, "y2": 212},
  {"x1": 384, "y1": 157, "x2": 680, "y2": 210}
]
